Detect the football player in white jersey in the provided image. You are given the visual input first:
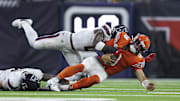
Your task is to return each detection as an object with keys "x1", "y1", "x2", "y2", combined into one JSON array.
[
  {"x1": 11, "y1": 19, "x2": 112, "y2": 66},
  {"x1": 0, "y1": 66, "x2": 74, "y2": 91},
  {"x1": 11, "y1": 19, "x2": 116, "y2": 91},
  {"x1": 0, "y1": 67, "x2": 44, "y2": 91}
]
